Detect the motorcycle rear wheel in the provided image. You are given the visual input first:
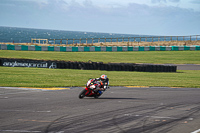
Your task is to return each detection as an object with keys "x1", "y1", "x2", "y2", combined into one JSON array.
[
  {"x1": 94, "y1": 95, "x2": 99, "y2": 98},
  {"x1": 79, "y1": 89, "x2": 87, "y2": 99}
]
